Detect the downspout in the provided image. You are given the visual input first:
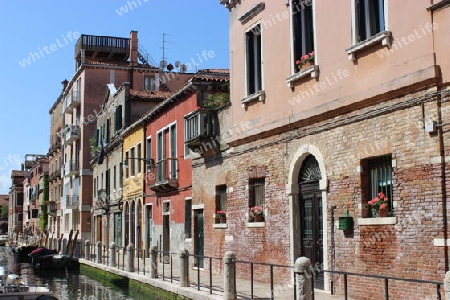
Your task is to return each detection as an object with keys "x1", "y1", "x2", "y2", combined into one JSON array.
[
  {"x1": 437, "y1": 93, "x2": 449, "y2": 273},
  {"x1": 428, "y1": 3, "x2": 449, "y2": 272}
]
